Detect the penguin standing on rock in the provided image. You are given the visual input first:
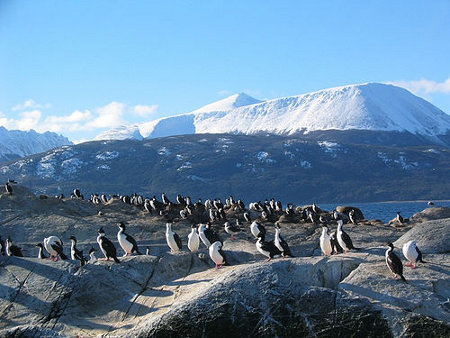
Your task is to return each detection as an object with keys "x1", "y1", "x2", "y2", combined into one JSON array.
[
  {"x1": 256, "y1": 234, "x2": 281, "y2": 262},
  {"x1": 198, "y1": 224, "x2": 212, "y2": 248},
  {"x1": 69, "y1": 236, "x2": 86, "y2": 266},
  {"x1": 320, "y1": 225, "x2": 333, "y2": 256},
  {"x1": 166, "y1": 223, "x2": 182, "y2": 253},
  {"x1": 224, "y1": 221, "x2": 241, "y2": 241},
  {"x1": 209, "y1": 241, "x2": 228, "y2": 269},
  {"x1": 88, "y1": 247, "x2": 97, "y2": 264},
  {"x1": 402, "y1": 240, "x2": 424, "y2": 268},
  {"x1": 44, "y1": 236, "x2": 68, "y2": 261},
  {"x1": 386, "y1": 242, "x2": 407, "y2": 283},
  {"x1": 97, "y1": 228, "x2": 120, "y2": 263},
  {"x1": 117, "y1": 222, "x2": 142, "y2": 256},
  {"x1": 5, "y1": 182, "x2": 12, "y2": 195},
  {"x1": 187, "y1": 225, "x2": 200, "y2": 253},
  {"x1": 6, "y1": 237, "x2": 23, "y2": 257},
  {"x1": 274, "y1": 225, "x2": 293, "y2": 257},
  {"x1": 336, "y1": 220, "x2": 359, "y2": 253}
]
